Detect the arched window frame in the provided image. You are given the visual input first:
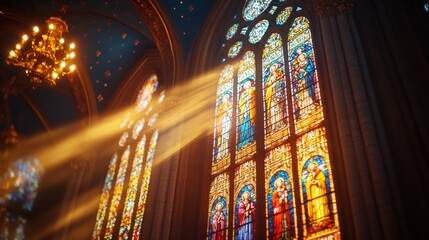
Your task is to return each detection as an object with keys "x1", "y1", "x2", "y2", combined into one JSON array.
[{"x1": 207, "y1": 1, "x2": 341, "y2": 239}]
